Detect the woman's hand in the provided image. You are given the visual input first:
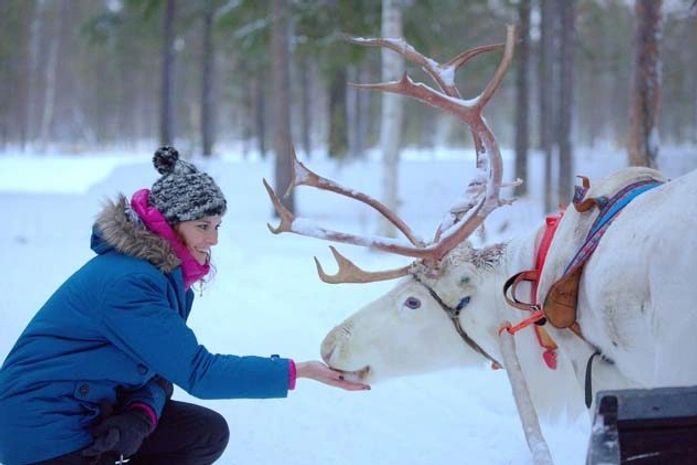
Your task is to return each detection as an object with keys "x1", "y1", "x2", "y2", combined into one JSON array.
[{"x1": 295, "y1": 361, "x2": 371, "y2": 391}]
